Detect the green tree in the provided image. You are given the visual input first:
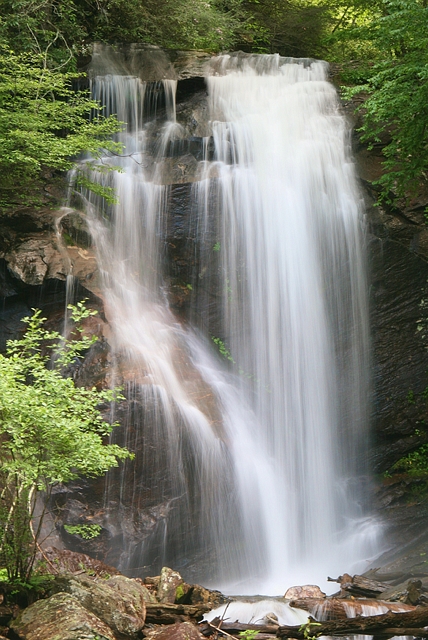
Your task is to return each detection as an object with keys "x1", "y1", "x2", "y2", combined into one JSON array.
[
  {"x1": 336, "y1": 0, "x2": 428, "y2": 203},
  {"x1": 0, "y1": 302, "x2": 131, "y2": 581},
  {"x1": 0, "y1": 45, "x2": 122, "y2": 210},
  {"x1": 240, "y1": 0, "x2": 328, "y2": 57},
  {"x1": 91, "y1": 0, "x2": 244, "y2": 51}
]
